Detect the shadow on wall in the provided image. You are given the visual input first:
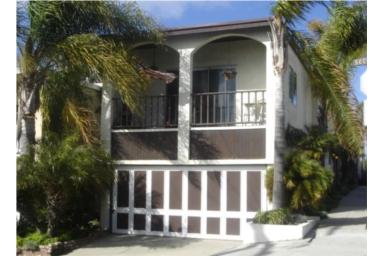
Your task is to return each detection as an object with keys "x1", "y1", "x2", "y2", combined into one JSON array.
[
  {"x1": 112, "y1": 131, "x2": 177, "y2": 160},
  {"x1": 189, "y1": 132, "x2": 220, "y2": 159}
]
